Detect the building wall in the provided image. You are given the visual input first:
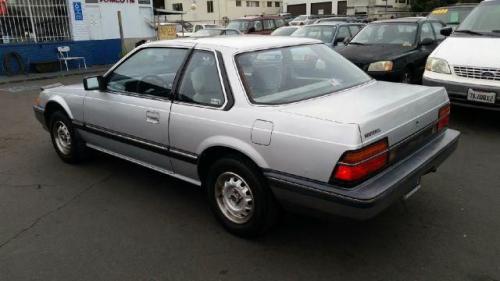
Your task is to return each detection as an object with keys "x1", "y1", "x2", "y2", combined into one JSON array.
[
  {"x1": 283, "y1": 0, "x2": 343, "y2": 15},
  {"x1": 164, "y1": 0, "x2": 282, "y2": 22},
  {"x1": 346, "y1": 0, "x2": 410, "y2": 16}
]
